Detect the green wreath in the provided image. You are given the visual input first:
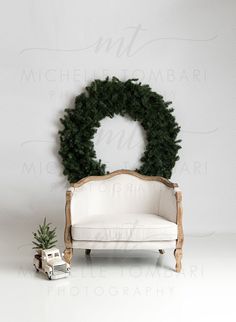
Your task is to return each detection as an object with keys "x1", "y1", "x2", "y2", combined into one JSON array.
[{"x1": 59, "y1": 77, "x2": 181, "y2": 183}]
